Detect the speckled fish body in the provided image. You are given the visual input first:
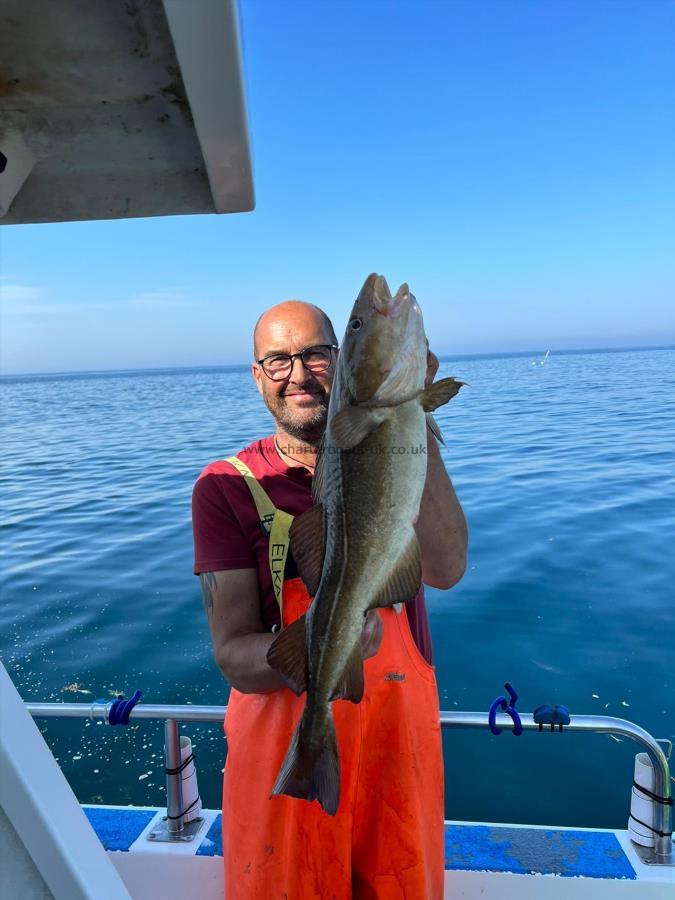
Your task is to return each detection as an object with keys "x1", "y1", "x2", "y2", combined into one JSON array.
[{"x1": 267, "y1": 273, "x2": 463, "y2": 814}]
